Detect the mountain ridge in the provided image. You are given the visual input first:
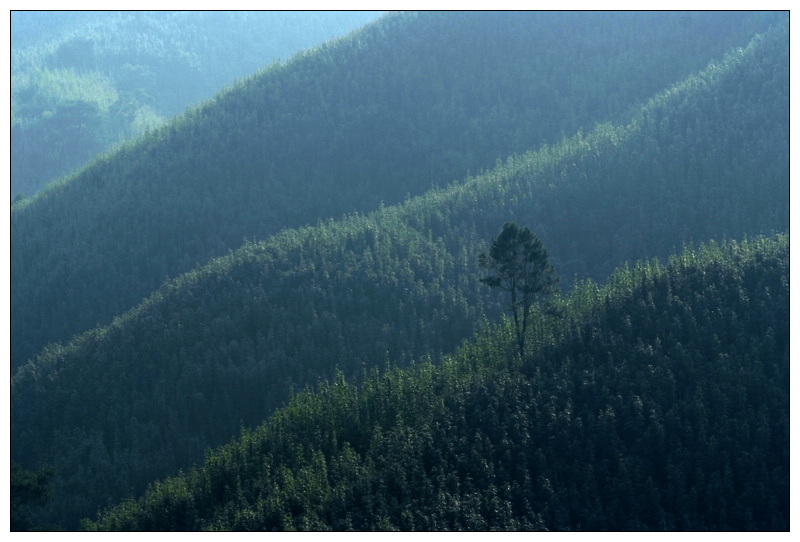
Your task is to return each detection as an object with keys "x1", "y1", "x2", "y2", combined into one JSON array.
[
  {"x1": 86, "y1": 233, "x2": 790, "y2": 530},
  {"x1": 10, "y1": 11, "x2": 783, "y2": 372},
  {"x1": 11, "y1": 15, "x2": 789, "y2": 529},
  {"x1": 11, "y1": 11, "x2": 385, "y2": 198}
]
